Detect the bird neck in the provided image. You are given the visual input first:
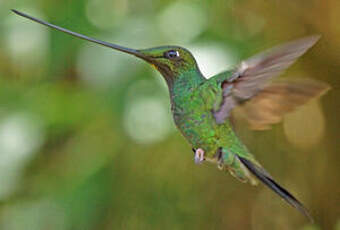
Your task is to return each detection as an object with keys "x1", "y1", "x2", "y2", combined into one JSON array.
[{"x1": 169, "y1": 68, "x2": 206, "y2": 97}]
